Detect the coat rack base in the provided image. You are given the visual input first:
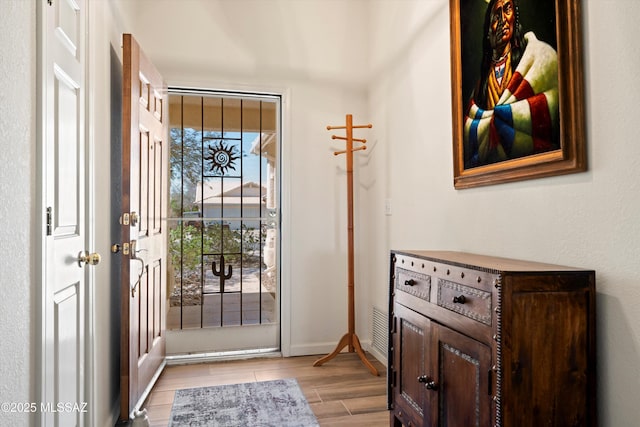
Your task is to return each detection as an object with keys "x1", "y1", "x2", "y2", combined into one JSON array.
[{"x1": 312, "y1": 332, "x2": 379, "y2": 376}]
